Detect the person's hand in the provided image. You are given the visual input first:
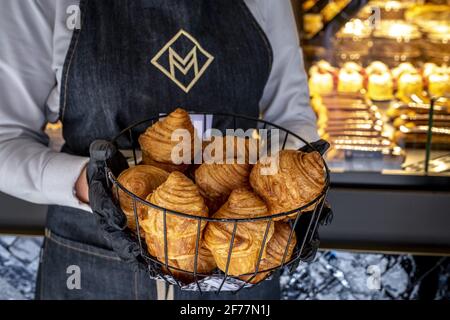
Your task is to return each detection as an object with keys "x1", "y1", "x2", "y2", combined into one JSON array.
[
  {"x1": 86, "y1": 140, "x2": 148, "y2": 271},
  {"x1": 75, "y1": 166, "x2": 89, "y2": 204}
]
